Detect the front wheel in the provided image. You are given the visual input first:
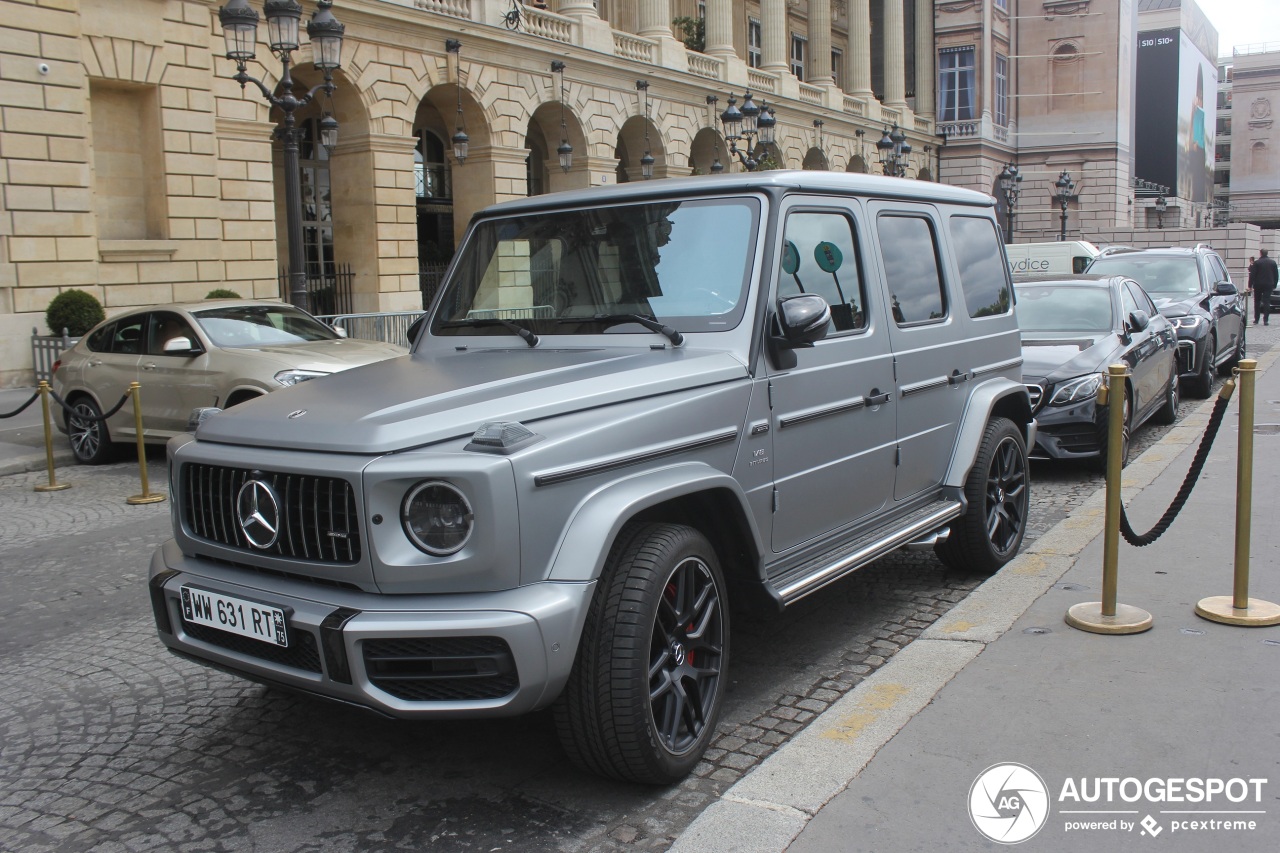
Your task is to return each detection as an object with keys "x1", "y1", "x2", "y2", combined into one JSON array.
[
  {"x1": 935, "y1": 417, "x2": 1029, "y2": 574},
  {"x1": 1220, "y1": 326, "x2": 1246, "y2": 376},
  {"x1": 66, "y1": 397, "x2": 116, "y2": 465},
  {"x1": 554, "y1": 523, "x2": 729, "y2": 784},
  {"x1": 1154, "y1": 365, "x2": 1180, "y2": 425},
  {"x1": 1186, "y1": 335, "x2": 1215, "y2": 398}
]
